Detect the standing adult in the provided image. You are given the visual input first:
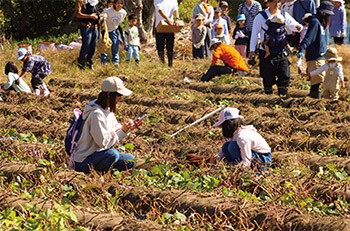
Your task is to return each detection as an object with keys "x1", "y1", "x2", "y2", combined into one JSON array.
[
  {"x1": 292, "y1": 0, "x2": 316, "y2": 44},
  {"x1": 219, "y1": 1, "x2": 232, "y2": 33},
  {"x1": 73, "y1": 76, "x2": 141, "y2": 174},
  {"x1": 201, "y1": 38, "x2": 249, "y2": 82},
  {"x1": 329, "y1": 0, "x2": 347, "y2": 45},
  {"x1": 297, "y1": 1, "x2": 334, "y2": 98},
  {"x1": 75, "y1": 0, "x2": 99, "y2": 70},
  {"x1": 154, "y1": 0, "x2": 180, "y2": 67},
  {"x1": 192, "y1": 0, "x2": 214, "y2": 58},
  {"x1": 100, "y1": 0, "x2": 127, "y2": 66},
  {"x1": 238, "y1": 0, "x2": 262, "y2": 57},
  {"x1": 281, "y1": 0, "x2": 298, "y2": 48},
  {"x1": 249, "y1": 0, "x2": 302, "y2": 96}
]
